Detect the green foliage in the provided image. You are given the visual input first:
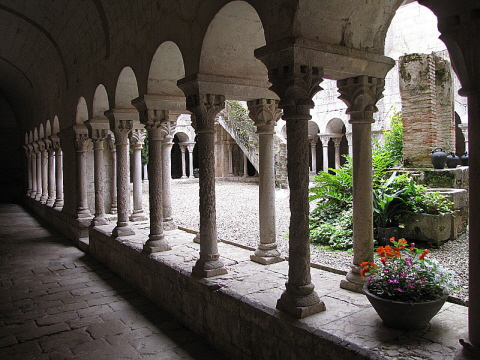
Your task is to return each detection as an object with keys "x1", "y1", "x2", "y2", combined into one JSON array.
[
  {"x1": 224, "y1": 100, "x2": 256, "y2": 149},
  {"x1": 141, "y1": 132, "x2": 149, "y2": 165},
  {"x1": 310, "y1": 204, "x2": 353, "y2": 251}
]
